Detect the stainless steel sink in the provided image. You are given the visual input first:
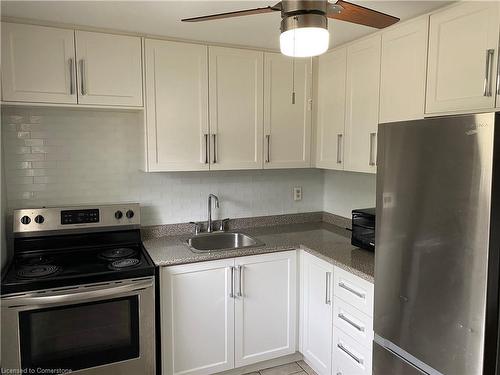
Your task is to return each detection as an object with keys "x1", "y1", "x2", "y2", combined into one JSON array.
[{"x1": 186, "y1": 232, "x2": 264, "y2": 252}]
